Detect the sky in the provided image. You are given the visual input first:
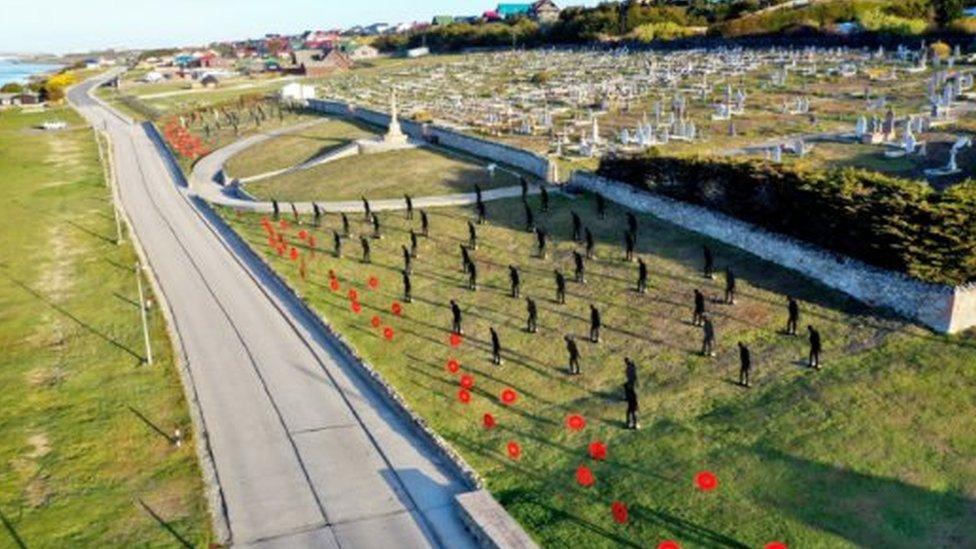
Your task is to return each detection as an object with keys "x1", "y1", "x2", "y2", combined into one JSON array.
[{"x1": 1, "y1": 0, "x2": 600, "y2": 55}]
